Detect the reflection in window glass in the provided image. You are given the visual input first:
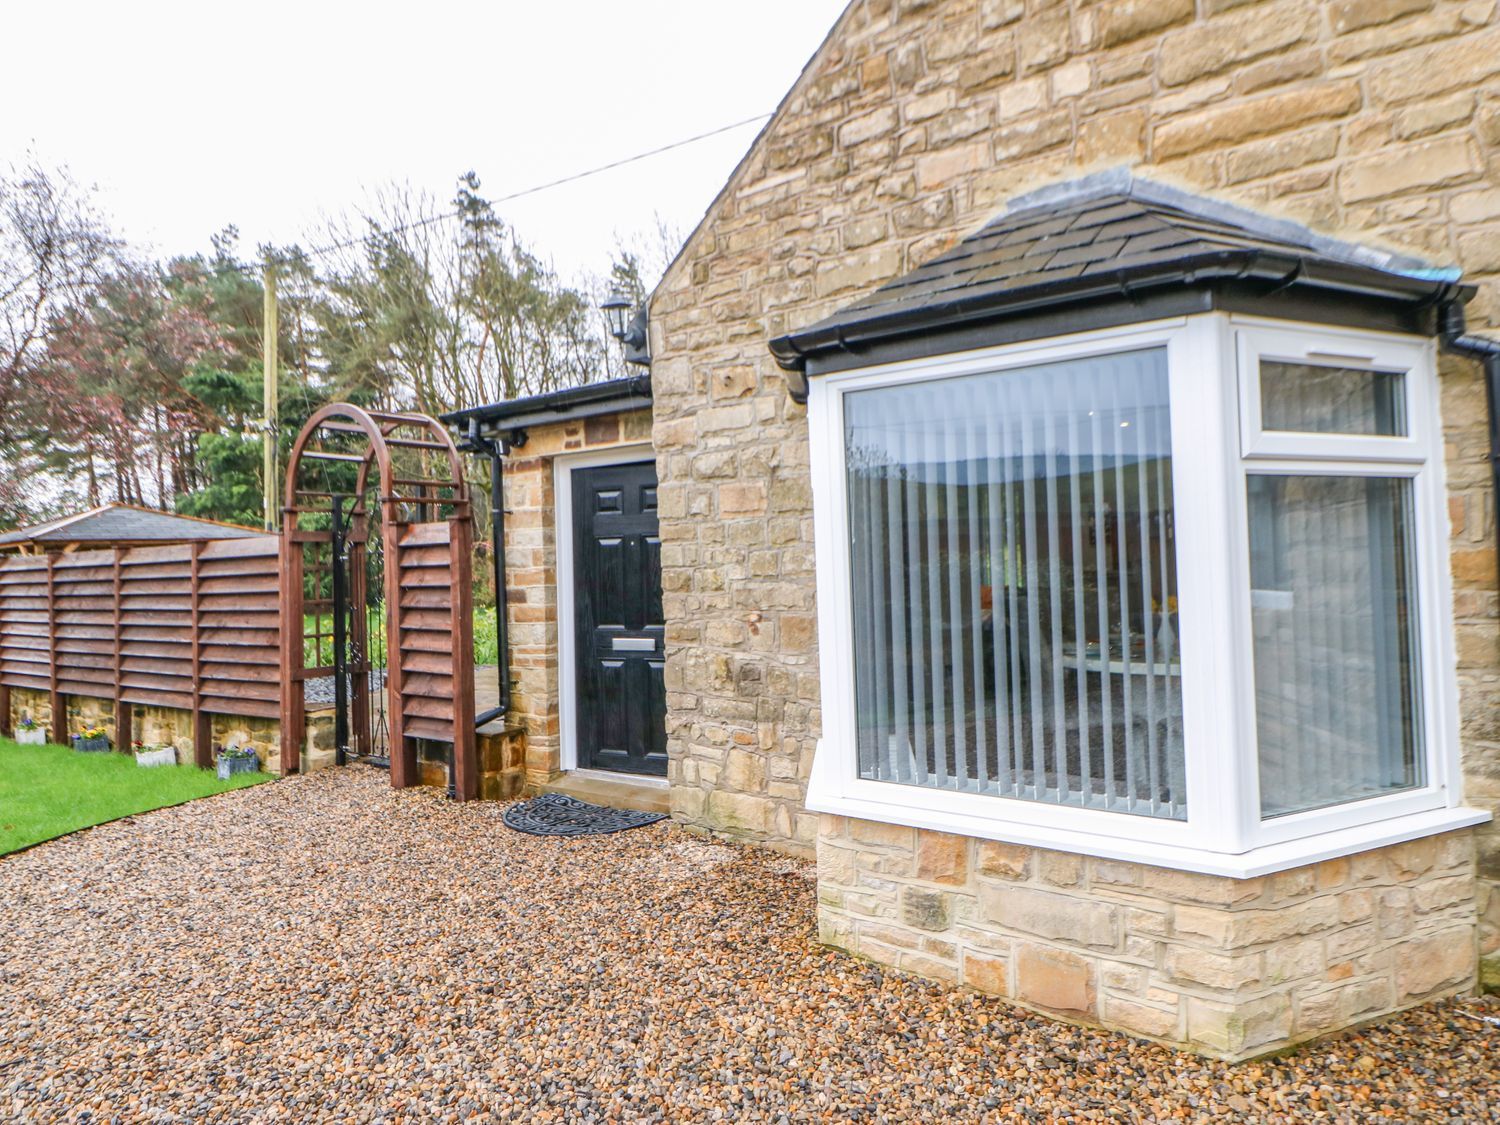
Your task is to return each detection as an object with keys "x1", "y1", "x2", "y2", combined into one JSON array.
[
  {"x1": 1248, "y1": 474, "x2": 1423, "y2": 817},
  {"x1": 1260, "y1": 361, "x2": 1406, "y2": 436},
  {"x1": 844, "y1": 349, "x2": 1185, "y2": 819}
]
